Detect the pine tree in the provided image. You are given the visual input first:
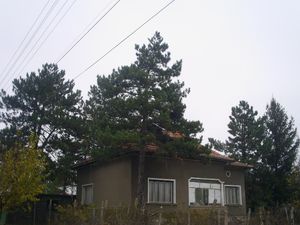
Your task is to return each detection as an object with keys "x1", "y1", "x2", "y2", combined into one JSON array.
[
  {"x1": 0, "y1": 64, "x2": 84, "y2": 191},
  {"x1": 262, "y1": 98, "x2": 300, "y2": 206},
  {"x1": 85, "y1": 32, "x2": 206, "y2": 208},
  {"x1": 226, "y1": 100, "x2": 265, "y2": 164},
  {"x1": 223, "y1": 100, "x2": 268, "y2": 209}
]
